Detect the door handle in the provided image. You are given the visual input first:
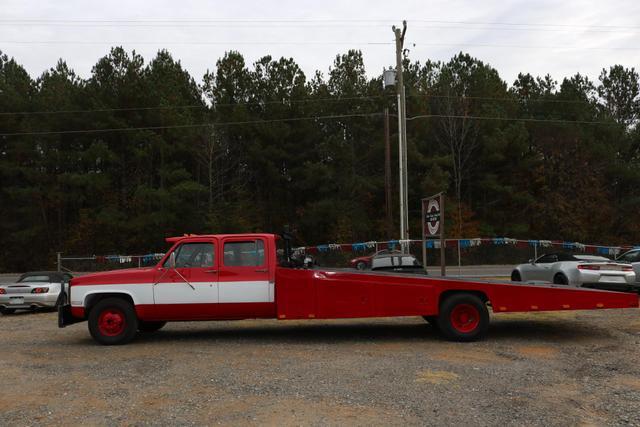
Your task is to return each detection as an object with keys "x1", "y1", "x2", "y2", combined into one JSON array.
[
  {"x1": 204, "y1": 269, "x2": 218, "y2": 274},
  {"x1": 255, "y1": 269, "x2": 268, "y2": 273}
]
